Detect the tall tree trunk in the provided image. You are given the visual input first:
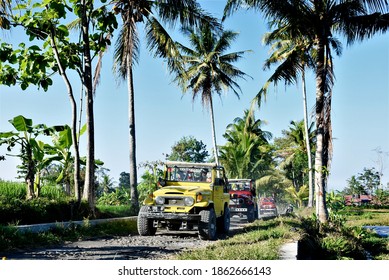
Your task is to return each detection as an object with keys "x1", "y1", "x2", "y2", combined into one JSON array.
[
  {"x1": 127, "y1": 63, "x2": 139, "y2": 212},
  {"x1": 208, "y1": 95, "x2": 219, "y2": 165},
  {"x1": 302, "y1": 69, "x2": 314, "y2": 208},
  {"x1": 48, "y1": 29, "x2": 82, "y2": 204},
  {"x1": 314, "y1": 39, "x2": 328, "y2": 223},
  {"x1": 81, "y1": 0, "x2": 95, "y2": 213}
]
